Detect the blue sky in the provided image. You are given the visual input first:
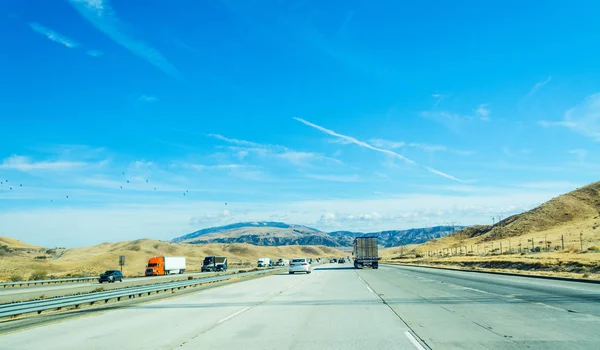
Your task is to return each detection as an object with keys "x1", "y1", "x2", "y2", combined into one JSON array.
[{"x1": 1, "y1": 0, "x2": 599, "y2": 247}]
